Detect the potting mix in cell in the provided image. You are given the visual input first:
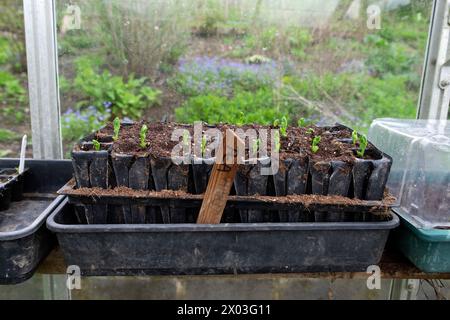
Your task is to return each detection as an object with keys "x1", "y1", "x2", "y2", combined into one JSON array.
[{"x1": 63, "y1": 121, "x2": 395, "y2": 225}]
